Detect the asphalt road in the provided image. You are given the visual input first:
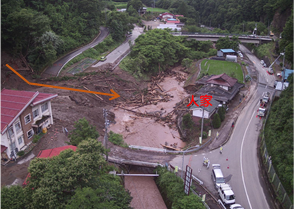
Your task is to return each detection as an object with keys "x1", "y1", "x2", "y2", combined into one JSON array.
[
  {"x1": 92, "y1": 25, "x2": 143, "y2": 67},
  {"x1": 43, "y1": 27, "x2": 109, "y2": 76},
  {"x1": 239, "y1": 44, "x2": 276, "y2": 86},
  {"x1": 170, "y1": 44, "x2": 276, "y2": 209}
]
